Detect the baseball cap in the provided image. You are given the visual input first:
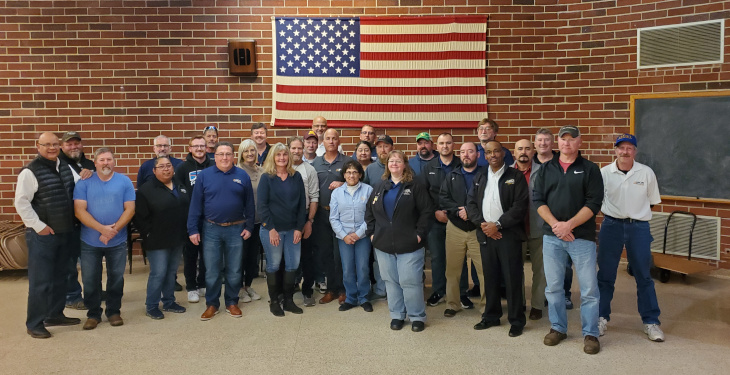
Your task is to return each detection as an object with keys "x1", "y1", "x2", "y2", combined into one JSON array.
[
  {"x1": 558, "y1": 125, "x2": 580, "y2": 138},
  {"x1": 61, "y1": 131, "x2": 82, "y2": 142},
  {"x1": 615, "y1": 133, "x2": 637, "y2": 147},
  {"x1": 416, "y1": 132, "x2": 432, "y2": 142},
  {"x1": 375, "y1": 134, "x2": 393, "y2": 145},
  {"x1": 304, "y1": 130, "x2": 318, "y2": 141}
]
